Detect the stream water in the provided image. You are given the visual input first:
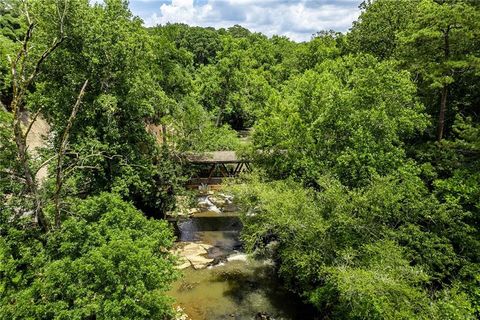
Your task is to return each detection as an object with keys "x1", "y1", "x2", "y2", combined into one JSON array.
[{"x1": 169, "y1": 193, "x2": 314, "y2": 320}]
